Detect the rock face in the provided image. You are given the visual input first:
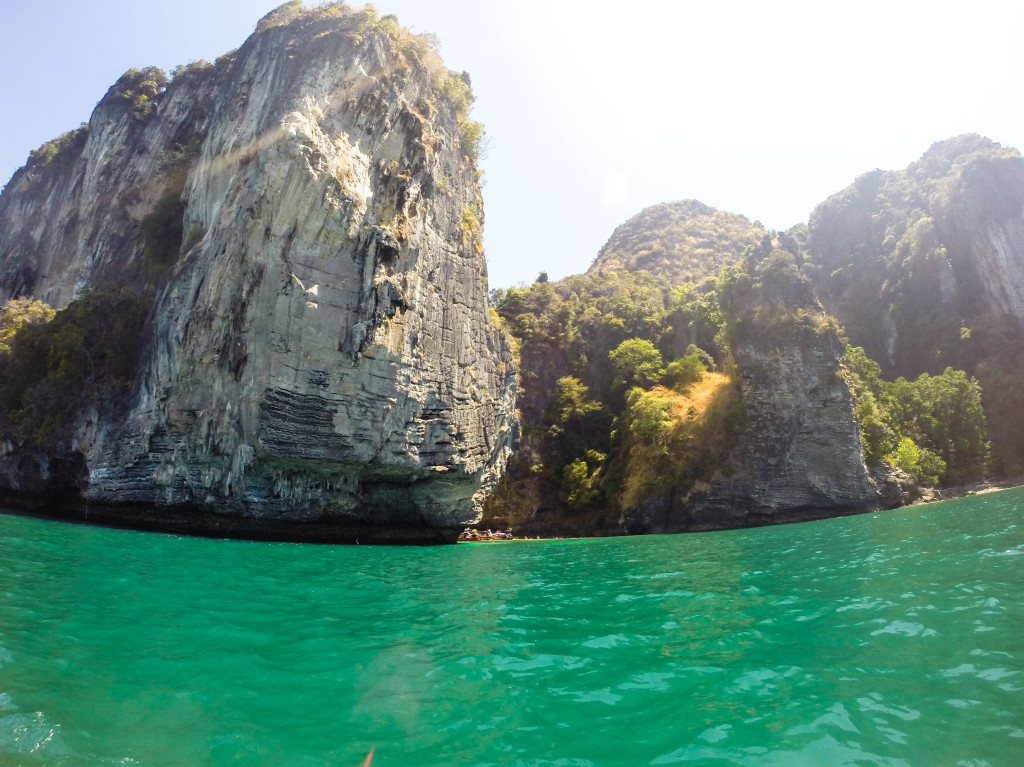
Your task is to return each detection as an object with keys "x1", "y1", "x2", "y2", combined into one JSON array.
[
  {"x1": 805, "y1": 135, "x2": 1024, "y2": 376},
  {"x1": 804, "y1": 135, "x2": 1024, "y2": 473},
  {"x1": 590, "y1": 208, "x2": 888, "y2": 530},
  {"x1": 0, "y1": 5, "x2": 517, "y2": 541},
  {"x1": 617, "y1": 251, "x2": 882, "y2": 534}
]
